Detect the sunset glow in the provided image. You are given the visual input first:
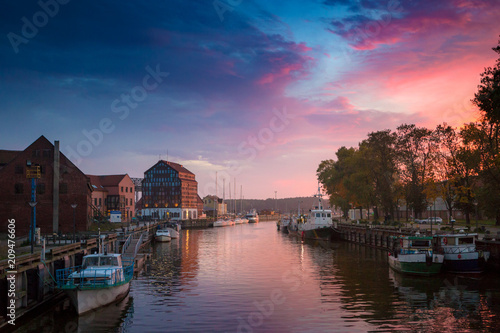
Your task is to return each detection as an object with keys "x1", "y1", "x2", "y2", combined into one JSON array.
[{"x1": 1, "y1": 0, "x2": 499, "y2": 198}]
